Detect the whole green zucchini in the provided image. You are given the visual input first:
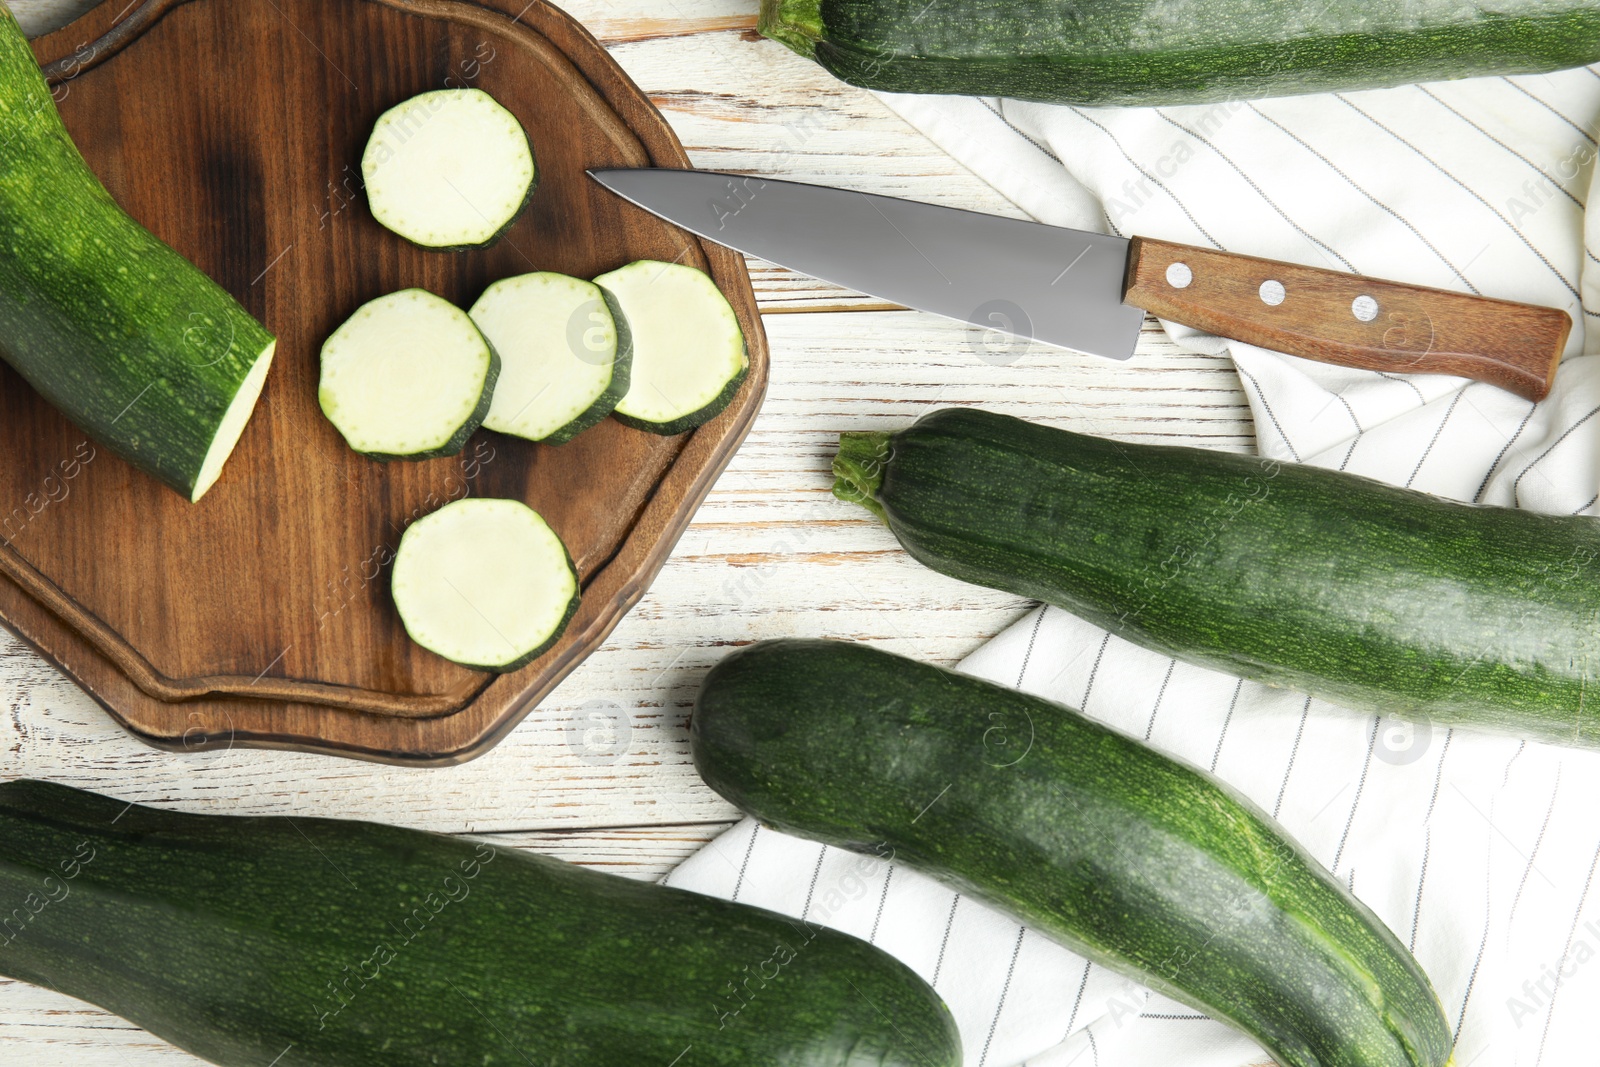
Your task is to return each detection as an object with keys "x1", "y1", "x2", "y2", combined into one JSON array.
[
  {"x1": 0, "y1": 780, "x2": 958, "y2": 1066},
  {"x1": 692, "y1": 638, "x2": 1453, "y2": 1067},
  {"x1": 762, "y1": 0, "x2": 1600, "y2": 106},
  {"x1": 0, "y1": 9, "x2": 275, "y2": 501},
  {"x1": 834, "y1": 406, "x2": 1600, "y2": 748}
]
